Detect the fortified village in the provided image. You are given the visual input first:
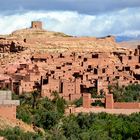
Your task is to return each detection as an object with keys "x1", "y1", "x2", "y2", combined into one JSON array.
[{"x1": 0, "y1": 21, "x2": 140, "y2": 120}]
